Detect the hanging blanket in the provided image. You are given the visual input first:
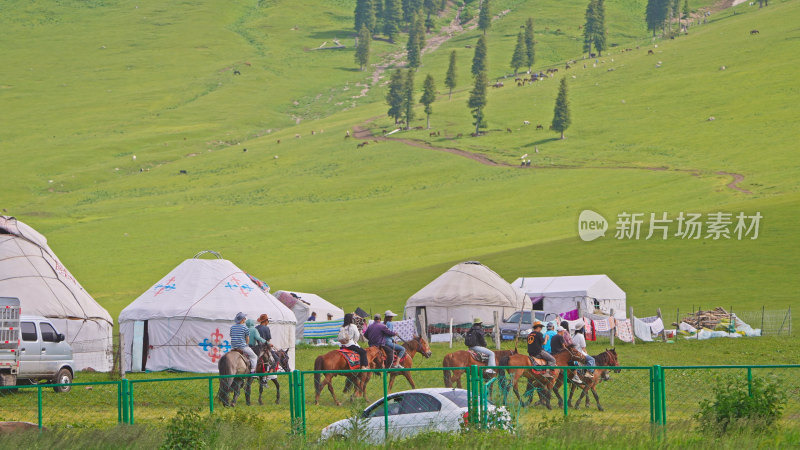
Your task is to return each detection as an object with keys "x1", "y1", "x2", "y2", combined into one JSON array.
[
  {"x1": 392, "y1": 319, "x2": 417, "y2": 342},
  {"x1": 560, "y1": 309, "x2": 580, "y2": 321},
  {"x1": 616, "y1": 319, "x2": 634, "y2": 343},
  {"x1": 639, "y1": 316, "x2": 665, "y2": 335},
  {"x1": 633, "y1": 317, "x2": 654, "y2": 342},
  {"x1": 304, "y1": 319, "x2": 344, "y2": 339}
]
